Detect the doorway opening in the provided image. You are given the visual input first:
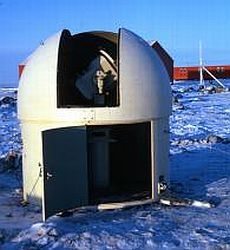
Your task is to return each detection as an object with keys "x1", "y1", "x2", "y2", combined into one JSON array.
[
  {"x1": 87, "y1": 122, "x2": 152, "y2": 204},
  {"x1": 42, "y1": 122, "x2": 152, "y2": 219}
]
